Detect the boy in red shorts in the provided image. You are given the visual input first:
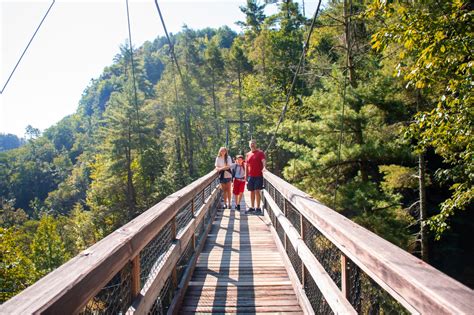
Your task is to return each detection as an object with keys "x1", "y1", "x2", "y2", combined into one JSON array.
[{"x1": 231, "y1": 155, "x2": 246, "y2": 210}]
